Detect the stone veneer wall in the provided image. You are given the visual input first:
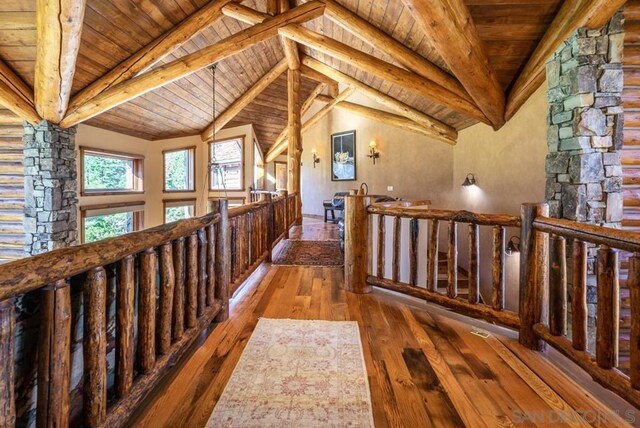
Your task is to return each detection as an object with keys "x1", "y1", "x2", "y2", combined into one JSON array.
[{"x1": 545, "y1": 12, "x2": 624, "y2": 323}]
